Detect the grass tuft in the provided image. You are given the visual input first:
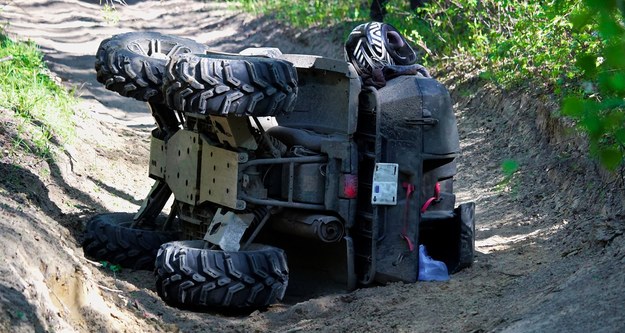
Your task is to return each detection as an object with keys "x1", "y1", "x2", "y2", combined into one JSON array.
[{"x1": 0, "y1": 31, "x2": 77, "y2": 160}]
